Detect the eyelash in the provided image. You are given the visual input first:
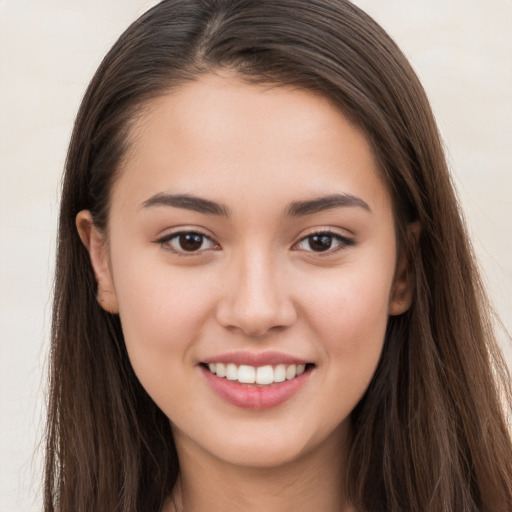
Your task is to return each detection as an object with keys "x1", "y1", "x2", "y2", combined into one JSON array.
[
  {"x1": 155, "y1": 229, "x2": 354, "y2": 256},
  {"x1": 156, "y1": 230, "x2": 219, "y2": 256},
  {"x1": 293, "y1": 230, "x2": 355, "y2": 255}
]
